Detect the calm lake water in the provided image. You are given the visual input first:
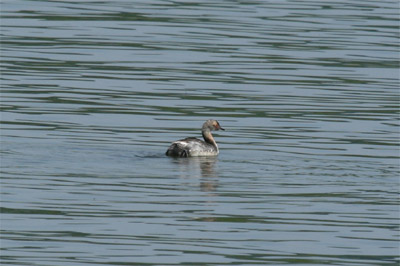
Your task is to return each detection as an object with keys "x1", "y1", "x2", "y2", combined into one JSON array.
[{"x1": 1, "y1": 0, "x2": 399, "y2": 265}]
